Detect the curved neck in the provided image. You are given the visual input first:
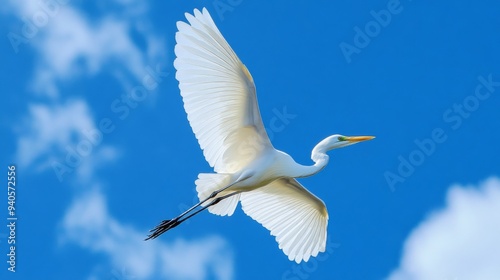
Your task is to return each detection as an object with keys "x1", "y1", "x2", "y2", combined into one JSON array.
[{"x1": 294, "y1": 143, "x2": 330, "y2": 178}]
